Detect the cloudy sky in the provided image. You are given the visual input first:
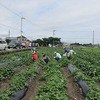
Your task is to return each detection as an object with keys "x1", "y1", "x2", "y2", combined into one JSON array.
[{"x1": 0, "y1": 0, "x2": 100, "y2": 44}]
